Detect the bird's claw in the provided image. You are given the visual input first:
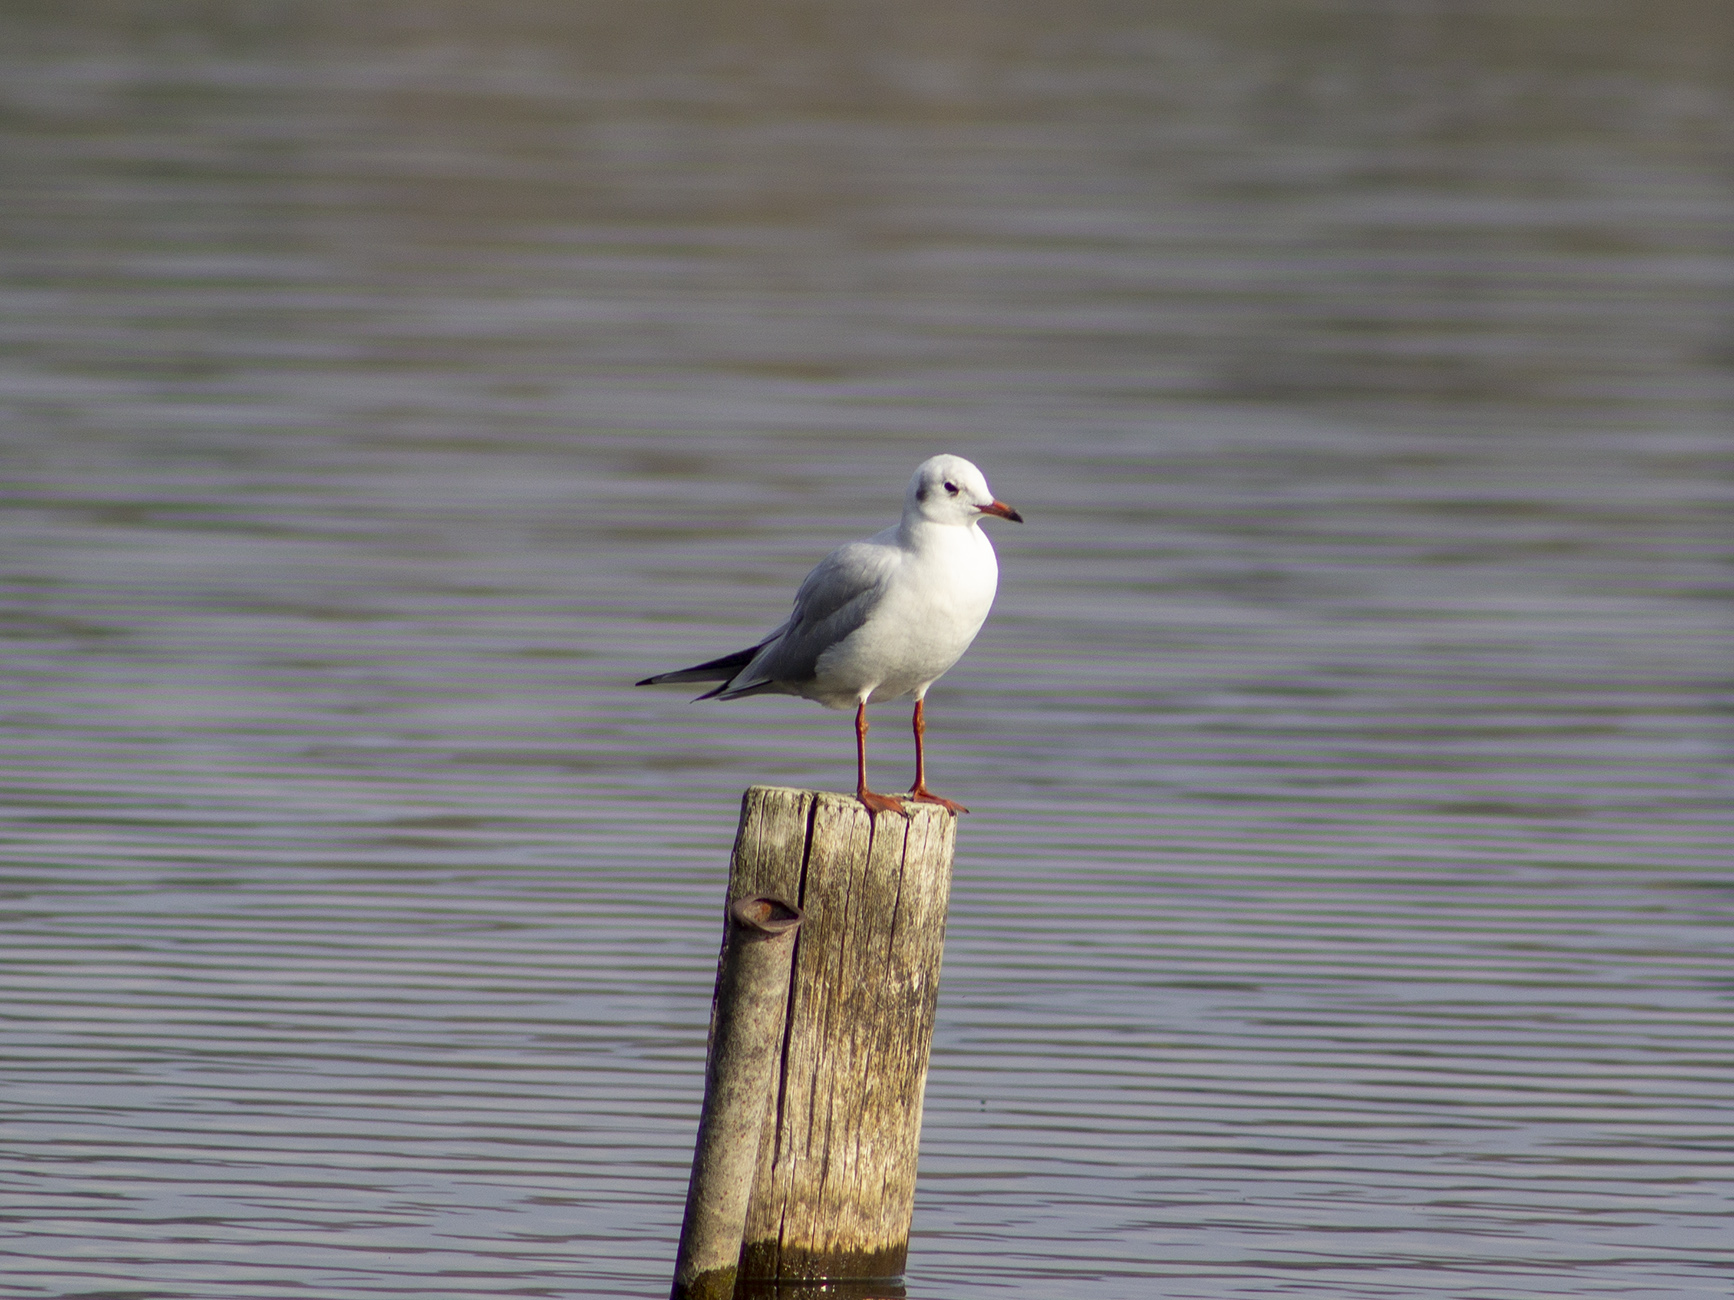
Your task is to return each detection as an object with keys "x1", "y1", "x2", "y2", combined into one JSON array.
[
  {"x1": 909, "y1": 788, "x2": 969, "y2": 815},
  {"x1": 858, "y1": 788, "x2": 910, "y2": 817}
]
